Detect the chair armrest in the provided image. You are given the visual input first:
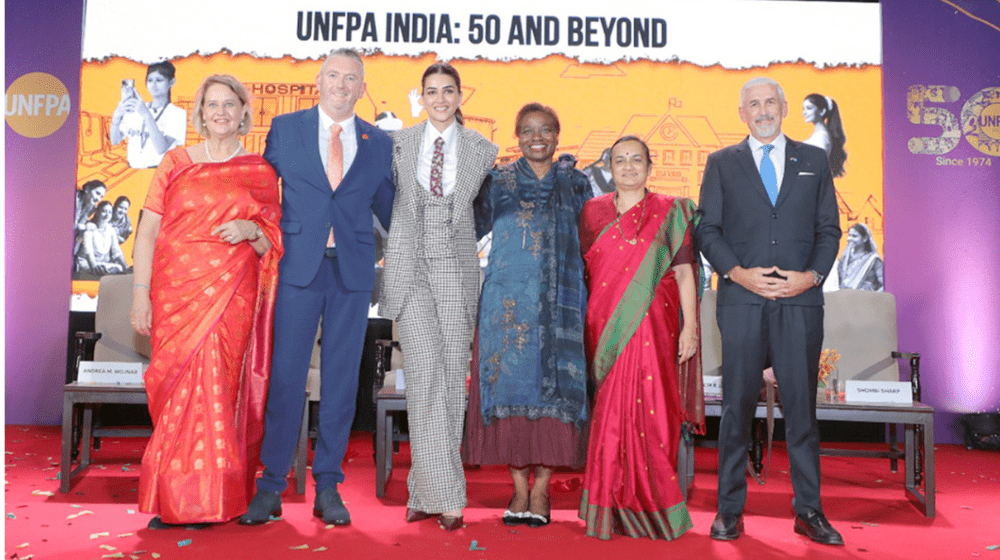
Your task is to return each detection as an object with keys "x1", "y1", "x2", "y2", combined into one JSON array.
[
  {"x1": 373, "y1": 339, "x2": 401, "y2": 404},
  {"x1": 72, "y1": 331, "x2": 103, "y2": 381},
  {"x1": 892, "y1": 351, "x2": 921, "y2": 402}
]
